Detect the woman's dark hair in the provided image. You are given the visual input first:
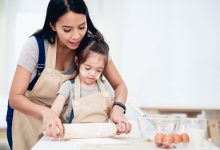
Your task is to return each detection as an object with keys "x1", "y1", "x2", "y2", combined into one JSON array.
[
  {"x1": 76, "y1": 35, "x2": 109, "y2": 72},
  {"x1": 33, "y1": 0, "x2": 104, "y2": 44}
]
